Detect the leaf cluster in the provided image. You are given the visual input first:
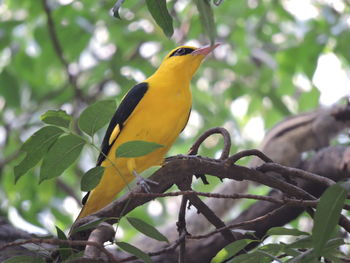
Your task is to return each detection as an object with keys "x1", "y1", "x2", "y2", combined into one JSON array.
[{"x1": 14, "y1": 100, "x2": 162, "y2": 192}]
